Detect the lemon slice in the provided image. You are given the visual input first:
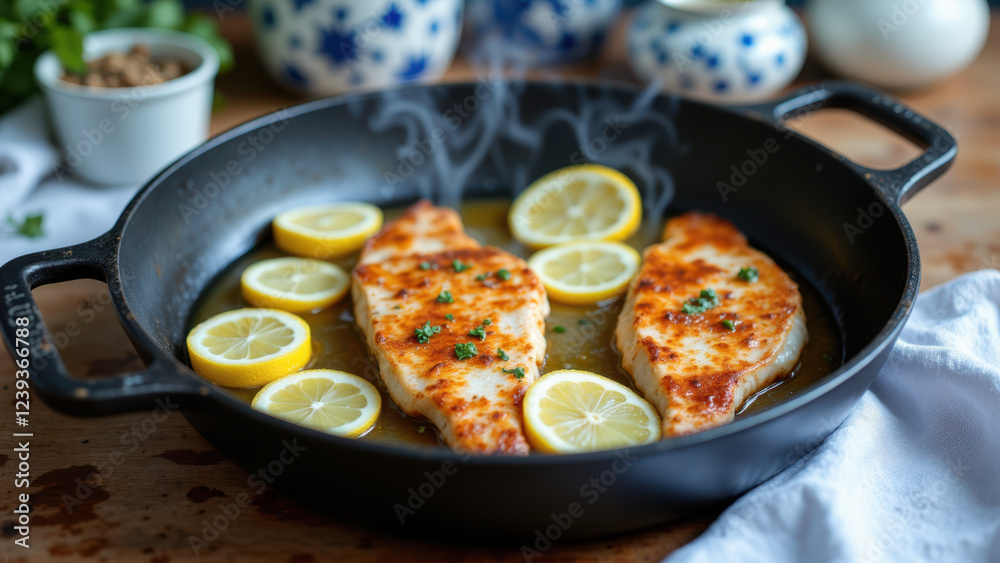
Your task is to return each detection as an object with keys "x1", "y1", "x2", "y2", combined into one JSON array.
[
  {"x1": 509, "y1": 164, "x2": 641, "y2": 248},
  {"x1": 241, "y1": 257, "x2": 350, "y2": 313},
  {"x1": 527, "y1": 240, "x2": 641, "y2": 305},
  {"x1": 252, "y1": 370, "x2": 381, "y2": 438},
  {"x1": 186, "y1": 308, "x2": 312, "y2": 388},
  {"x1": 524, "y1": 370, "x2": 661, "y2": 454},
  {"x1": 273, "y1": 202, "x2": 383, "y2": 259}
]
